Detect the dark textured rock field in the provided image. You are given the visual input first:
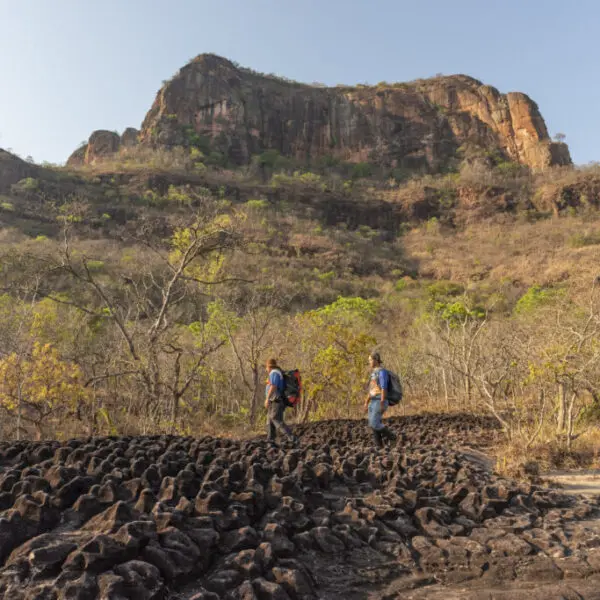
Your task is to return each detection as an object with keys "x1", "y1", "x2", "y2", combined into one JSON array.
[{"x1": 0, "y1": 415, "x2": 599, "y2": 599}]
